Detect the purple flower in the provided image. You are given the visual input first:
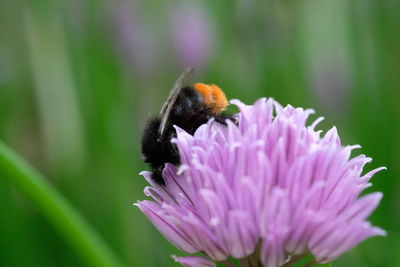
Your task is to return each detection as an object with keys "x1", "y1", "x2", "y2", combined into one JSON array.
[
  {"x1": 169, "y1": 3, "x2": 214, "y2": 68},
  {"x1": 172, "y1": 255, "x2": 216, "y2": 267},
  {"x1": 136, "y1": 98, "x2": 385, "y2": 266},
  {"x1": 109, "y1": 1, "x2": 158, "y2": 76}
]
